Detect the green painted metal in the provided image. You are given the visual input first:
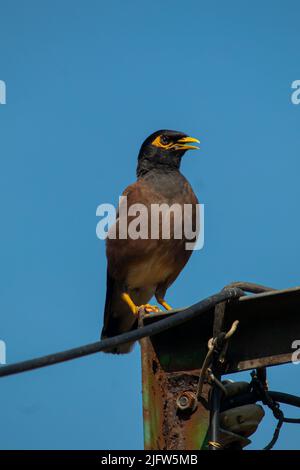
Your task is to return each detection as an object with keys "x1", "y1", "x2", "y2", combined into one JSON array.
[{"x1": 141, "y1": 334, "x2": 210, "y2": 450}]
